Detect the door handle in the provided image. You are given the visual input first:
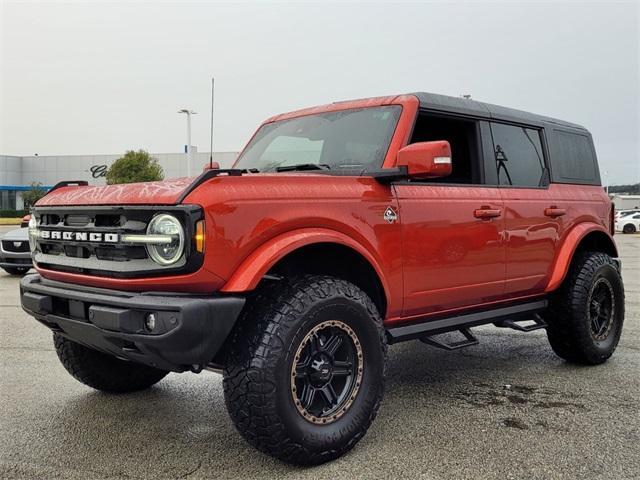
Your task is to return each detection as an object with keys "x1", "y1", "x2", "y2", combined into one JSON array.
[
  {"x1": 474, "y1": 207, "x2": 502, "y2": 219},
  {"x1": 544, "y1": 207, "x2": 566, "y2": 218}
]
